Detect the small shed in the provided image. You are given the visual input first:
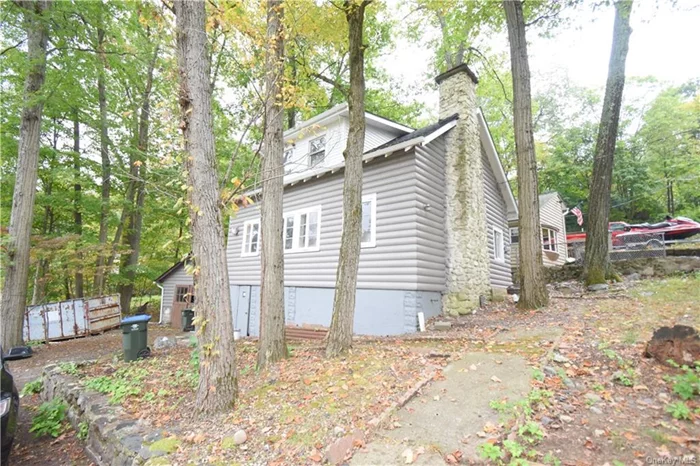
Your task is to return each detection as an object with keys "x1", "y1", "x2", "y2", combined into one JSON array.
[
  {"x1": 155, "y1": 259, "x2": 194, "y2": 330},
  {"x1": 510, "y1": 192, "x2": 569, "y2": 275}
]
